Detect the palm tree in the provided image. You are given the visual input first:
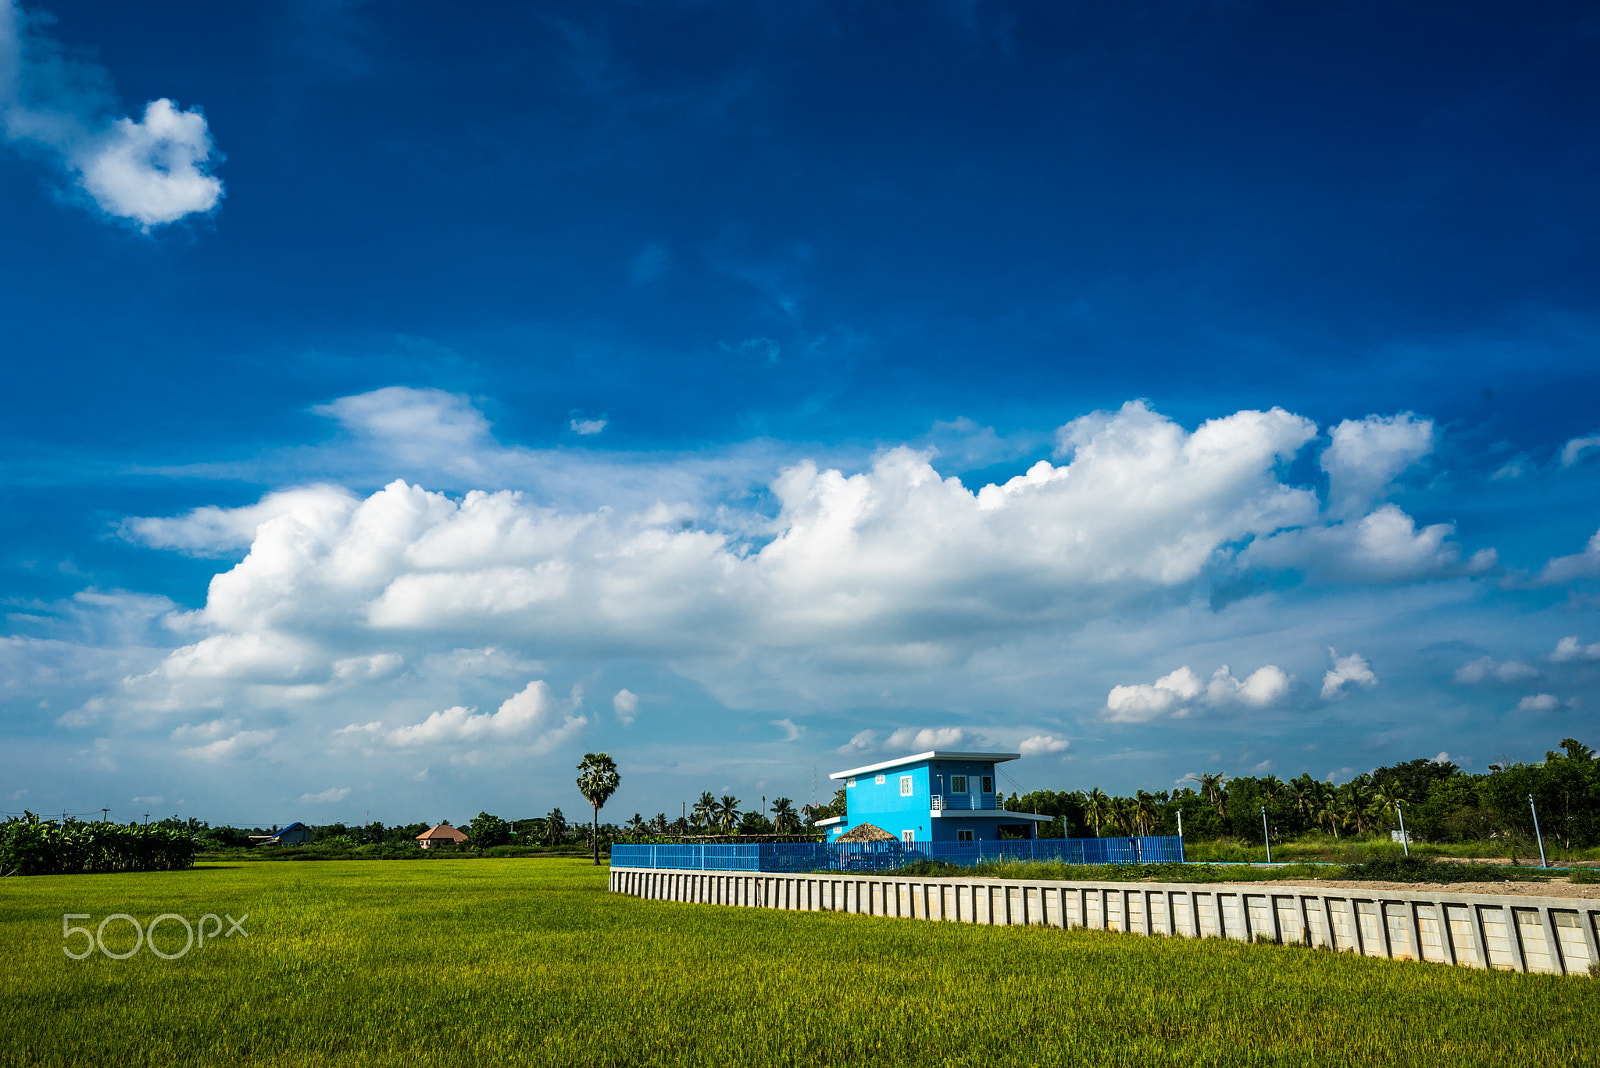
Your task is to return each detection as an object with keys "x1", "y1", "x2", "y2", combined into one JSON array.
[
  {"x1": 770, "y1": 797, "x2": 799, "y2": 834},
  {"x1": 575, "y1": 753, "x2": 621, "y2": 865},
  {"x1": 624, "y1": 813, "x2": 645, "y2": 836},
  {"x1": 715, "y1": 795, "x2": 741, "y2": 835},
  {"x1": 691, "y1": 791, "x2": 716, "y2": 832},
  {"x1": 1132, "y1": 790, "x2": 1160, "y2": 837},
  {"x1": 1084, "y1": 787, "x2": 1111, "y2": 837},
  {"x1": 1187, "y1": 772, "x2": 1229, "y2": 820}
]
